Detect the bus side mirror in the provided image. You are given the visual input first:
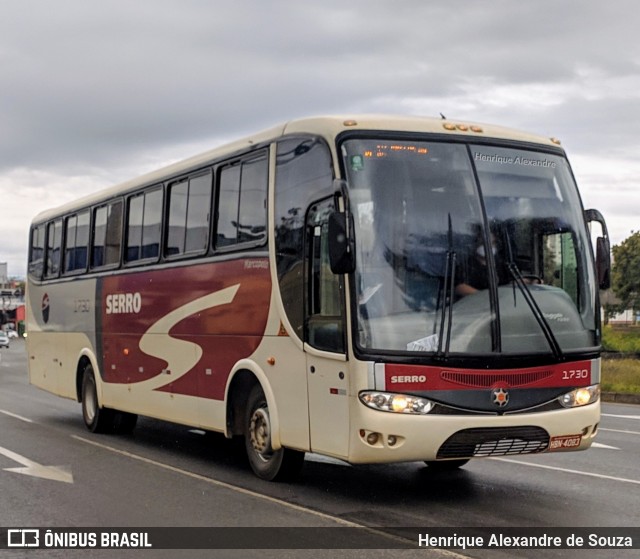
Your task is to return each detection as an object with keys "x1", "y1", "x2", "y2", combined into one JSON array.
[
  {"x1": 585, "y1": 208, "x2": 611, "y2": 290},
  {"x1": 328, "y1": 212, "x2": 355, "y2": 274},
  {"x1": 595, "y1": 236, "x2": 611, "y2": 290}
]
